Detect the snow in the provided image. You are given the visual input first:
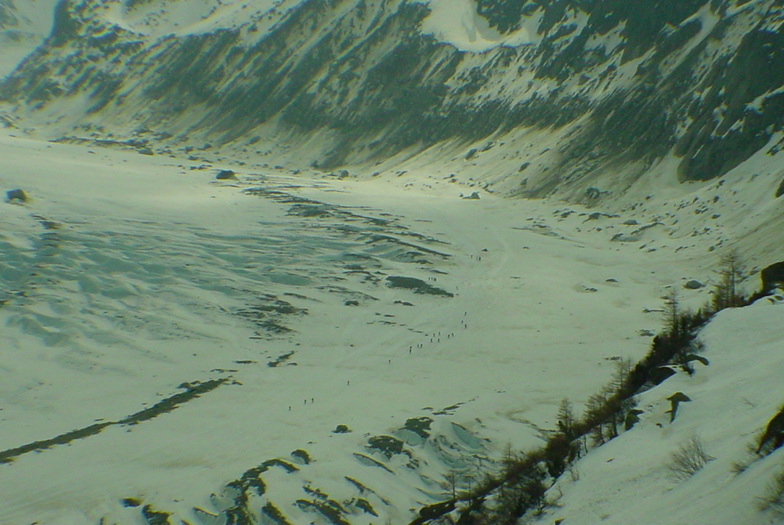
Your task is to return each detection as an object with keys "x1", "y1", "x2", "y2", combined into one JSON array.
[
  {"x1": 1, "y1": 119, "x2": 782, "y2": 523},
  {"x1": 0, "y1": 0, "x2": 57, "y2": 78},
  {"x1": 1, "y1": 1, "x2": 783, "y2": 518},
  {"x1": 106, "y1": 0, "x2": 310, "y2": 38},
  {"x1": 541, "y1": 297, "x2": 784, "y2": 525},
  {"x1": 413, "y1": 0, "x2": 542, "y2": 52}
]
